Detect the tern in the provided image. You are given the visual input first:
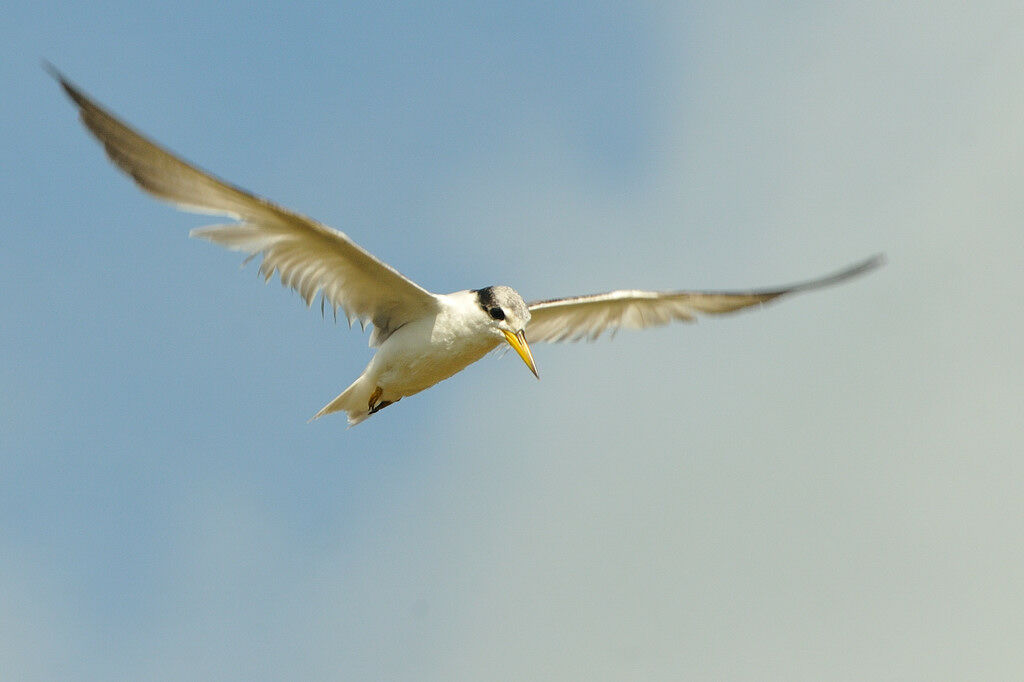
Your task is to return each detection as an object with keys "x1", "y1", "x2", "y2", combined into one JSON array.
[{"x1": 51, "y1": 68, "x2": 882, "y2": 426}]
